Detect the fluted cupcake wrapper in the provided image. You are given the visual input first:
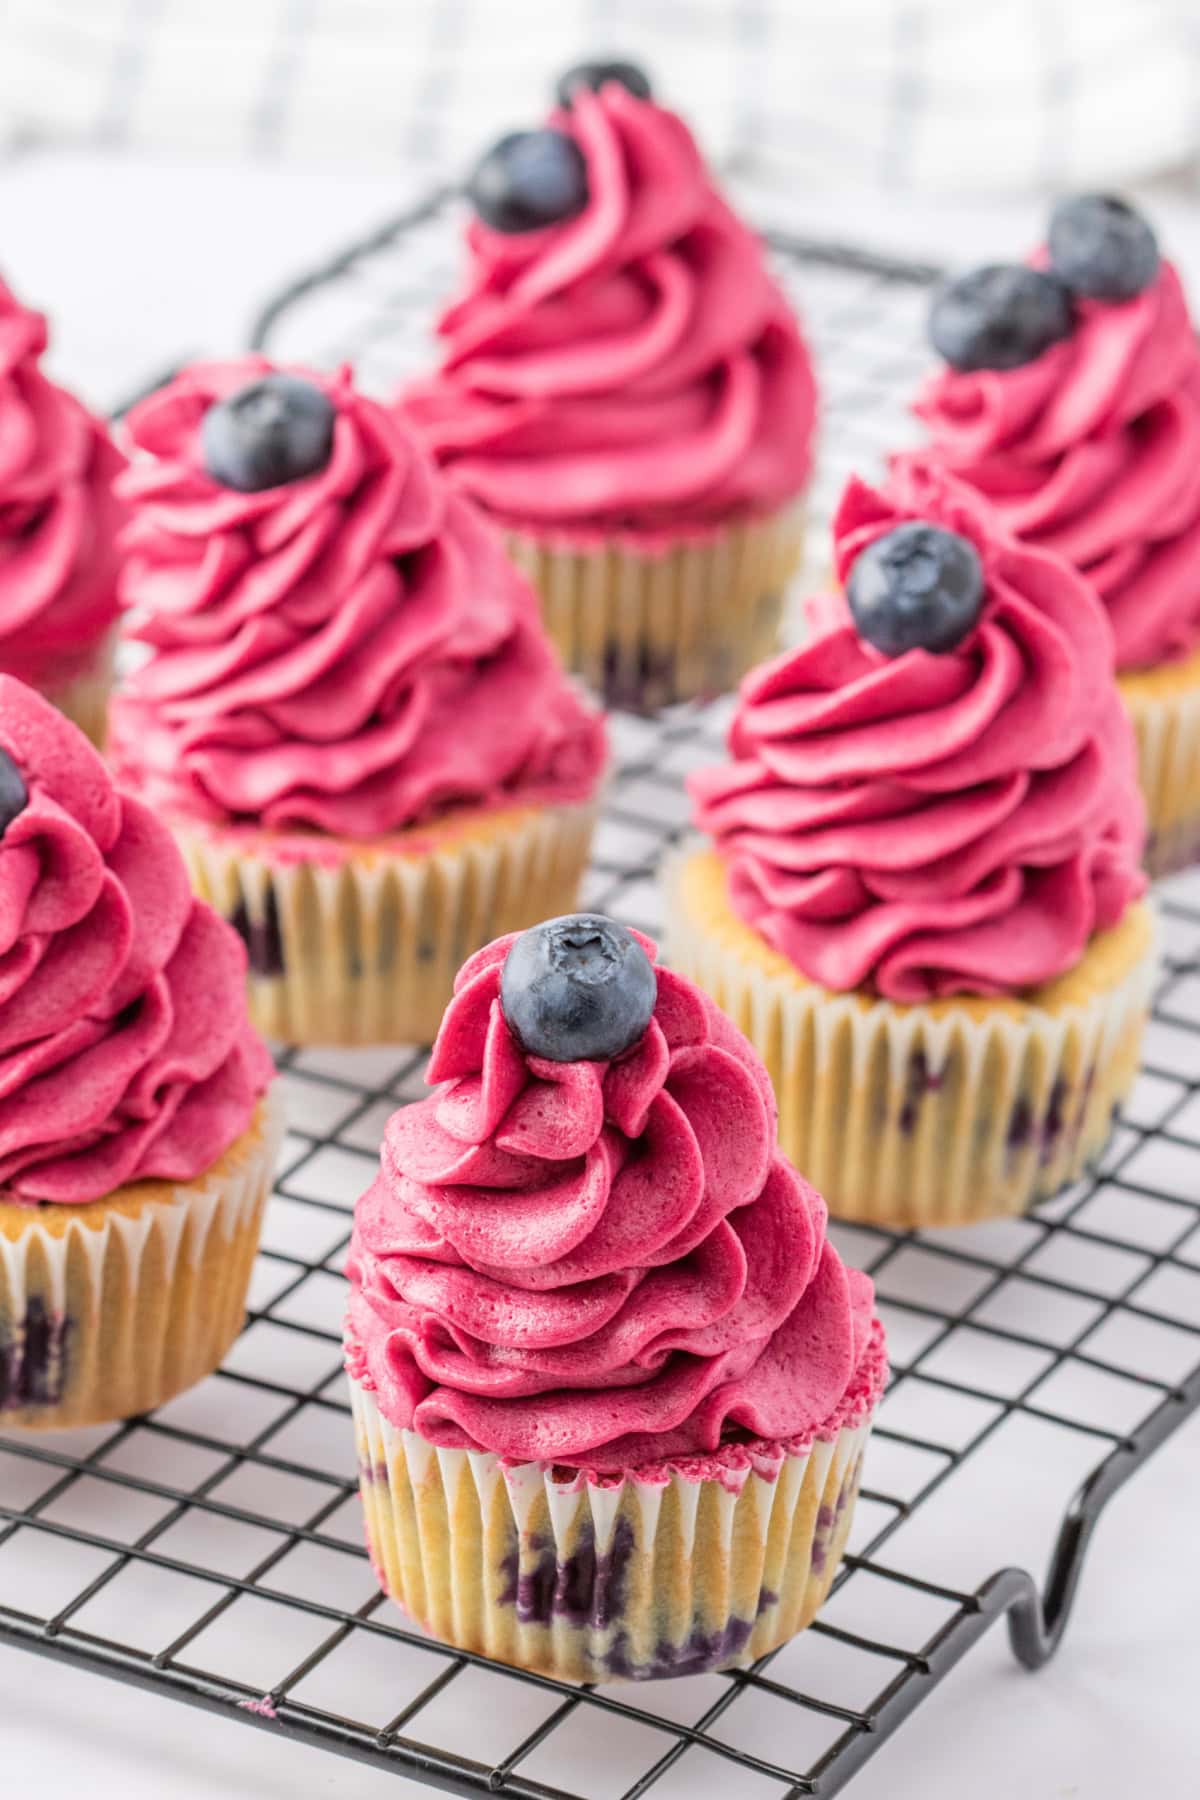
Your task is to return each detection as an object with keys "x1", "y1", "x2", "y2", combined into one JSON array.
[
  {"x1": 1119, "y1": 648, "x2": 1200, "y2": 878},
  {"x1": 178, "y1": 801, "x2": 598, "y2": 1049},
  {"x1": 0, "y1": 1090, "x2": 282, "y2": 1430},
  {"x1": 350, "y1": 1376, "x2": 872, "y2": 1684},
  {"x1": 666, "y1": 851, "x2": 1159, "y2": 1228},
  {"x1": 505, "y1": 505, "x2": 805, "y2": 714}
]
